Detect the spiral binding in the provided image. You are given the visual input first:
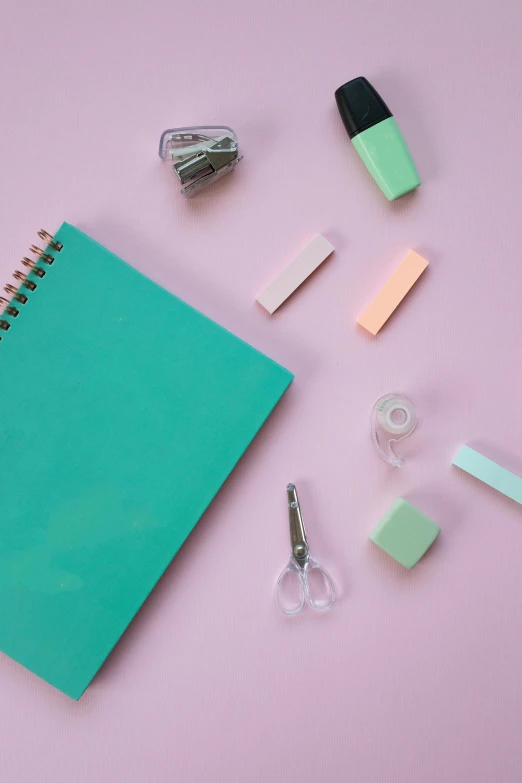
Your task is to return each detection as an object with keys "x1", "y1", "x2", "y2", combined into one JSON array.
[{"x1": 0, "y1": 229, "x2": 63, "y2": 338}]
